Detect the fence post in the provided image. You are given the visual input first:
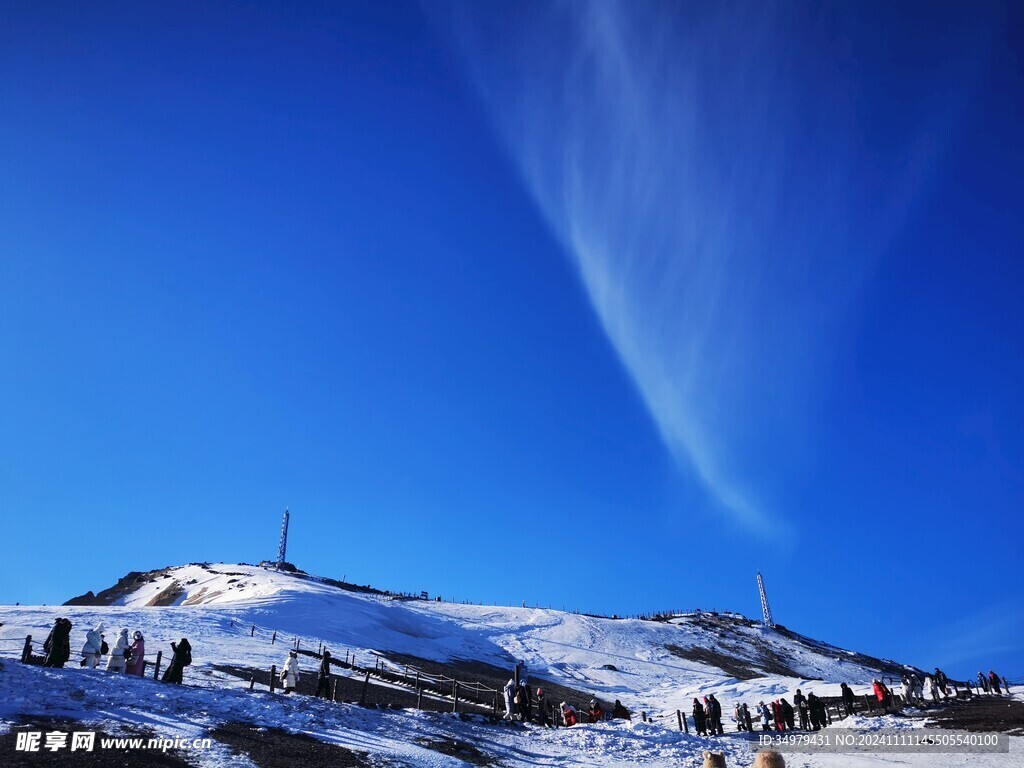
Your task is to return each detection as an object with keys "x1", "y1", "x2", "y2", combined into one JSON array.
[
  {"x1": 677, "y1": 710, "x2": 684, "y2": 731},
  {"x1": 270, "y1": 664, "x2": 277, "y2": 693},
  {"x1": 417, "y1": 684, "x2": 424, "y2": 710},
  {"x1": 1003, "y1": 677, "x2": 1010, "y2": 694},
  {"x1": 360, "y1": 670, "x2": 370, "y2": 704},
  {"x1": 642, "y1": 711, "x2": 647, "y2": 723},
  {"x1": 826, "y1": 707, "x2": 832, "y2": 725},
  {"x1": 271, "y1": 630, "x2": 276, "y2": 645},
  {"x1": 333, "y1": 677, "x2": 340, "y2": 702},
  {"x1": 492, "y1": 689, "x2": 497, "y2": 715},
  {"x1": 153, "y1": 650, "x2": 163, "y2": 680},
  {"x1": 249, "y1": 676, "x2": 255, "y2": 690},
  {"x1": 251, "y1": 624, "x2": 255, "y2": 637},
  {"x1": 21, "y1": 635, "x2": 32, "y2": 664},
  {"x1": 453, "y1": 682, "x2": 459, "y2": 713}
]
